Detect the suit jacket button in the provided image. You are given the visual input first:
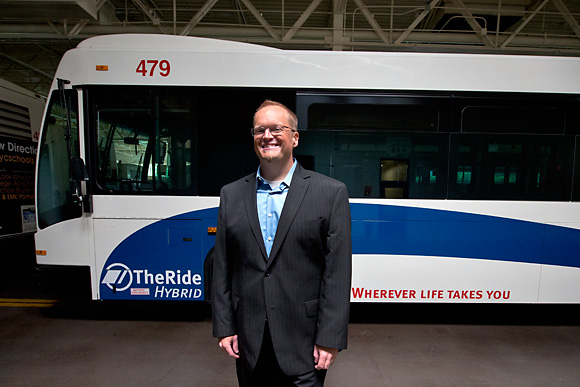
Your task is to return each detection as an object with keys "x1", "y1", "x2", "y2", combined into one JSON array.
[{"x1": 264, "y1": 271, "x2": 270, "y2": 277}]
